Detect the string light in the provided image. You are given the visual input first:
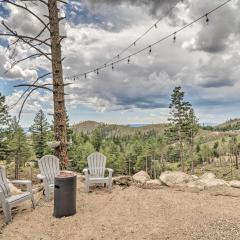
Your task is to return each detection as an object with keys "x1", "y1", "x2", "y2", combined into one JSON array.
[
  {"x1": 64, "y1": 0, "x2": 232, "y2": 81},
  {"x1": 128, "y1": 56, "x2": 130, "y2": 64},
  {"x1": 173, "y1": 32, "x2": 176, "y2": 42},
  {"x1": 93, "y1": 0, "x2": 182, "y2": 68},
  {"x1": 149, "y1": 45, "x2": 152, "y2": 55},
  {"x1": 205, "y1": 14, "x2": 209, "y2": 24},
  {"x1": 154, "y1": 24, "x2": 158, "y2": 29}
]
